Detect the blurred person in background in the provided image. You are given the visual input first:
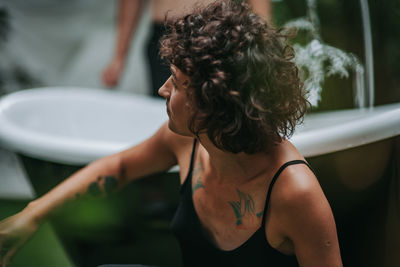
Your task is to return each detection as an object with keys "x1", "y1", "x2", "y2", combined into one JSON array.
[{"x1": 102, "y1": 0, "x2": 272, "y2": 96}]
